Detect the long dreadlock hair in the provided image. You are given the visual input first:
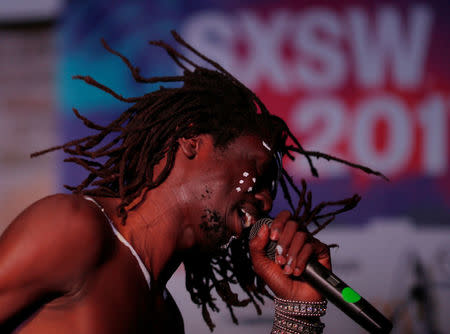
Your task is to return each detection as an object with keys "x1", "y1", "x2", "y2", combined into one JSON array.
[{"x1": 31, "y1": 31, "x2": 387, "y2": 331}]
